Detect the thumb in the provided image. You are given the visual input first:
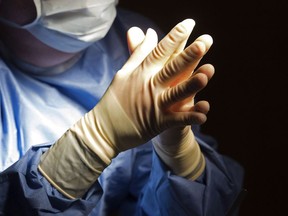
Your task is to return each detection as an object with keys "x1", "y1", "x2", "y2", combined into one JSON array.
[
  {"x1": 127, "y1": 27, "x2": 145, "y2": 54},
  {"x1": 120, "y1": 28, "x2": 158, "y2": 73}
]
